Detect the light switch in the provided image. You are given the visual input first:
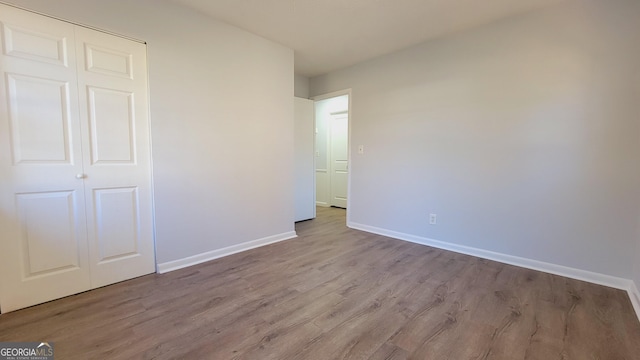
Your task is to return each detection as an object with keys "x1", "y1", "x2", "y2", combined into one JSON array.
[{"x1": 358, "y1": 145, "x2": 364, "y2": 154}]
